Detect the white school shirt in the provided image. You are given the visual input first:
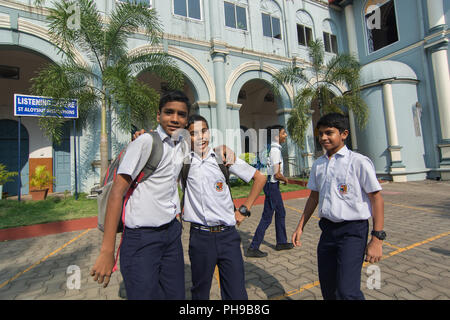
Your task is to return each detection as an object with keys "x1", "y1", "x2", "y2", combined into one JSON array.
[
  {"x1": 182, "y1": 149, "x2": 257, "y2": 227},
  {"x1": 267, "y1": 142, "x2": 283, "y2": 183},
  {"x1": 117, "y1": 125, "x2": 188, "y2": 228},
  {"x1": 307, "y1": 145, "x2": 382, "y2": 223}
]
